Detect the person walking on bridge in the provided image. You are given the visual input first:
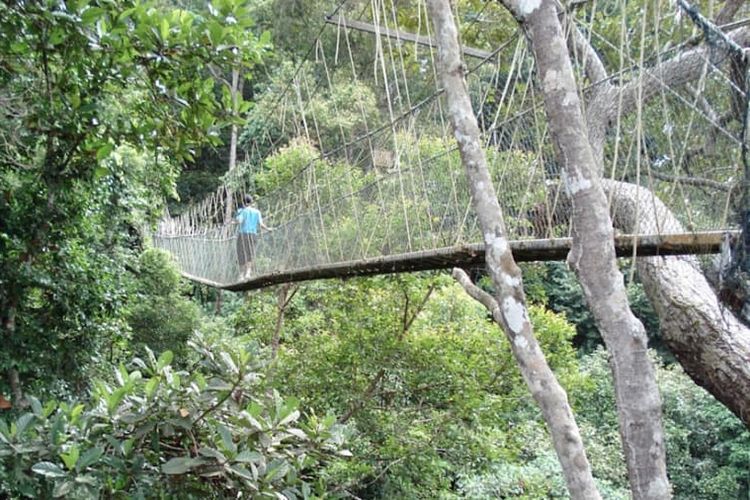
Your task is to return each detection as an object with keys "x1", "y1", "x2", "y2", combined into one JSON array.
[{"x1": 235, "y1": 195, "x2": 273, "y2": 278}]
